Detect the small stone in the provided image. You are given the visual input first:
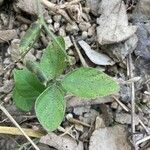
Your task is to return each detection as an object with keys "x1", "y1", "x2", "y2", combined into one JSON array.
[
  {"x1": 88, "y1": 24, "x2": 96, "y2": 37},
  {"x1": 0, "y1": 13, "x2": 8, "y2": 26},
  {"x1": 89, "y1": 125, "x2": 131, "y2": 150},
  {"x1": 0, "y1": 80, "x2": 14, "y2": 94},
  {"x1": 46, "y1": 18, "x2": 53, "y2": 24},
  {"x1": 79, "y1": 21, "x2": 91, "y2": 31},
  {"x1": 68, "y1": 56, "x2": 76, "y2": 65},
  {"x1": 82, "y1": 109, "x2": 99, "y2": 124},
  {"x1": 95, "y1": 116, "x2": 105, "y2": 129},
  {"x1": 3, "y1": 93, "x2": 12, "y2": 103},
  {"x1": 142, "y1": 94, "x2": 150, "y2": 103},
  {"x1": 115, "y1": 113, "x2": 139, "y2": 125},
  {"x1": 3, "y1": 58, "x2": 11, "y2": 65},
  {"x1": 73, "y1": 106, "x2": 91, "y2": 116},
  {"x1": 59, "y1": 27, "x2": 66, "y2": 36},
  {"x1": 20, "y1": 24, "x2": 28, "y2": 31},
  {"x1": 66, "y1": 23, "x2": 79, "y2": 34},
  {"x1": 64, "y1": 36, "x2": 73, "y2": 50},
  {"x1": 68, "y1": 49, "x2": 74, "y2": 56},
  {"x1": 54, "y1": 22, "x2": 60, "y2": 31},
  {"x1": 36, "y1": 50, "x2": 43, "y2": 60},
  {"x1": 0, "y1": 30, "x2": 17, "y2": 43},
  {"x1": 53, "y1": 15, "x2": 62, "y2": 22},
  {"x1": 111, "y1": 101, "x2": 118, "y2": 109},
  {"x1": 81, "y1": 31, "x2": 88, "y2": 39}
]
